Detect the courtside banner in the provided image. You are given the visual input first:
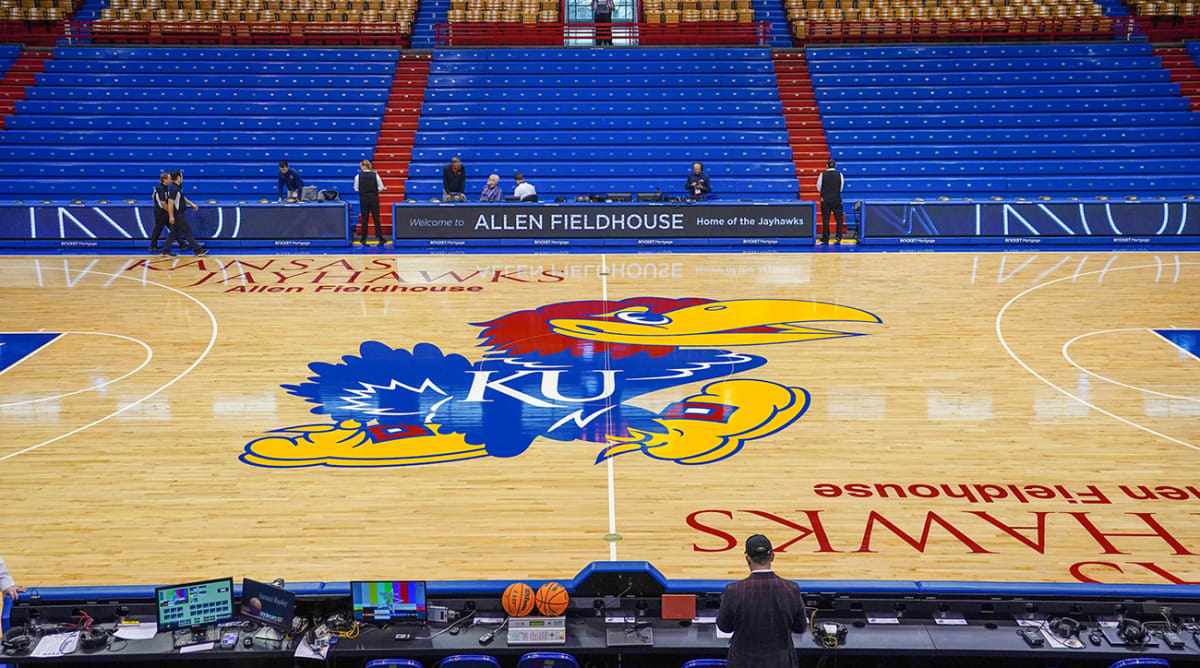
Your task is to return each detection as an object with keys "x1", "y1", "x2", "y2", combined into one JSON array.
[
  {"x1": 861, "y1": 200, "x2": 1200, "y2": 246},
  {"x1": 391, "y1": 202, "x2": 816, "y2": 246},
  {"x1": 0, "y1": 202, "x2": 350, "y2": 248}
]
